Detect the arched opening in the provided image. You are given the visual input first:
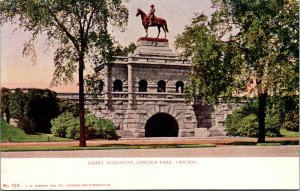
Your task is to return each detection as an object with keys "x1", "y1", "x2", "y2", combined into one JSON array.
[
  {"x1": 98, "y1": 80, "x2": 104, "y2": 93},
  {"x1": 157, "y1": 80, "x2": 166, "y2": 92},
  {"x1": 145, "y1": 113, "x2": 179, "y2": 137},
  {"x1": 176, "y1": 81, "x2": 184, "y2": 93},
  {"x1": 138, "y1": 80, "x2": 148, "y2": 92},
  {"x1": 113, "y1": 79, "x2": 123, "y2": 92}
]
